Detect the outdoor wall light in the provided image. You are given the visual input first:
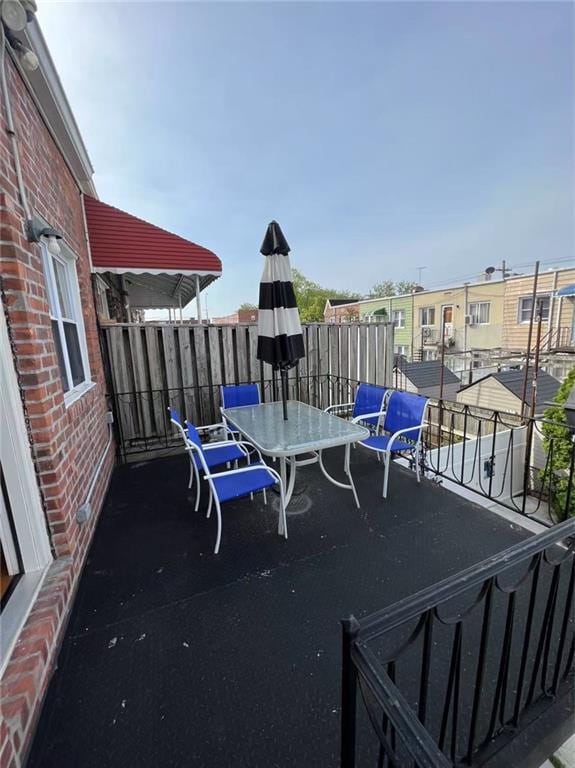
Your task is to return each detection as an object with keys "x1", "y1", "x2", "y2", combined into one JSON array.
[
  {"x1": 26, "y1": 218, "x2": 63, "y2": 256},
  {"x1": 6, "y1": 32, "x2": 38, "y2": 70}
]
